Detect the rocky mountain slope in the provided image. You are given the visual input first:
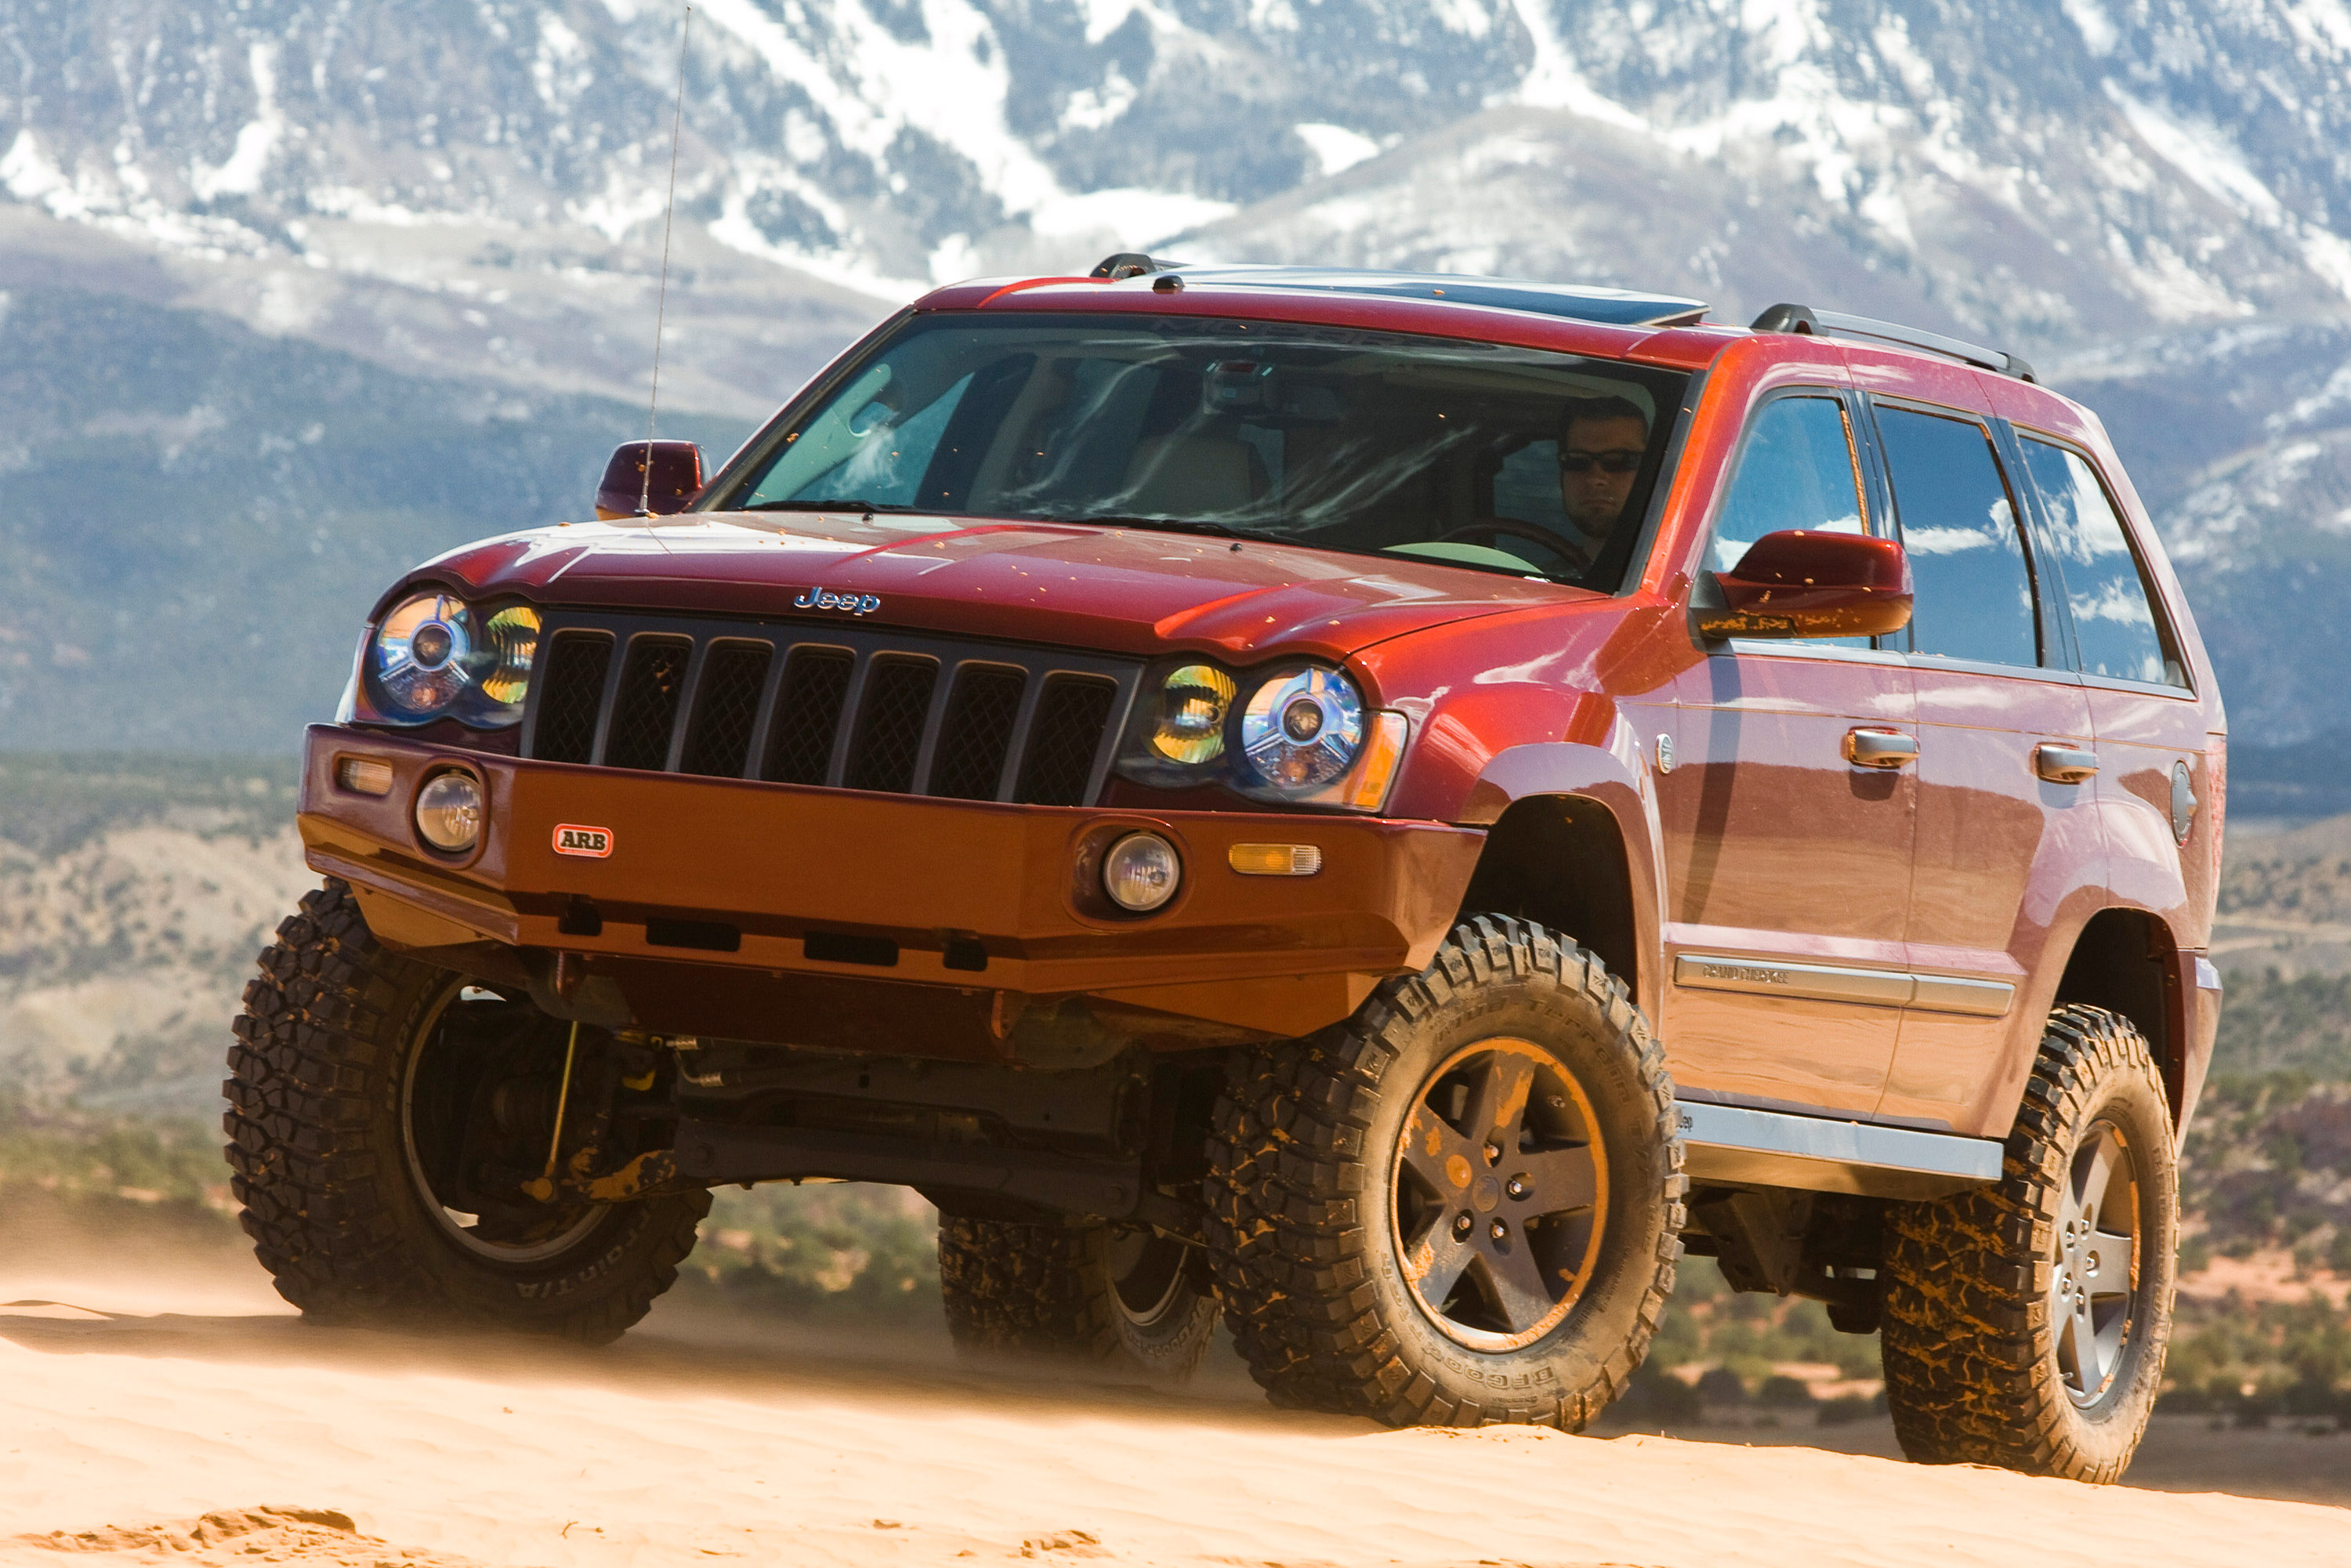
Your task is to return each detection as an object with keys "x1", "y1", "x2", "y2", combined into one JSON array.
[{"x1": 3, "y1": 2, "x2": 2351, "y2": 746}]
